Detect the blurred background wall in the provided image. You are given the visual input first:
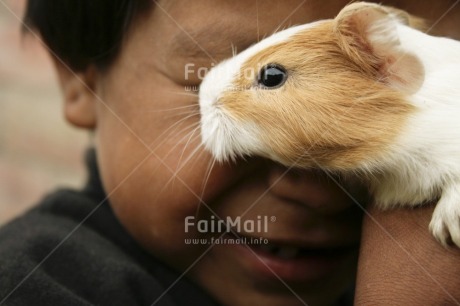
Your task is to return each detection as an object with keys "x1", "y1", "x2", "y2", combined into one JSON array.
[{"x1": 0, "y1": 0, "x2": 89, "y2": 225}]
